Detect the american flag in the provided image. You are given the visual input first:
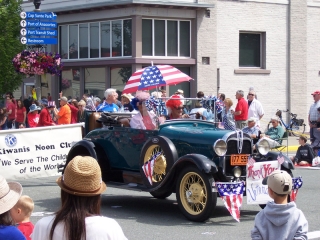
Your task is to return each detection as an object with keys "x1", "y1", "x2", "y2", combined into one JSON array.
[
  {"x1": 216, "y1": 182, "x2": 245, "y2": 222},
  {"x1": 247, "y1": 156, "x2": 256, "y2": 167},
  {"x1": 122, "y1": 65, "x2": 193, "y2": 93},
  {"x1": 277, "y1": 152, "x2": 285, "y2": 165},
  {"x1": 141, "y1": 152, "x2": 161, "y2": 185},
  {"x1": 290, "y1": 176, "x2": 303, "y2": 202}
]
